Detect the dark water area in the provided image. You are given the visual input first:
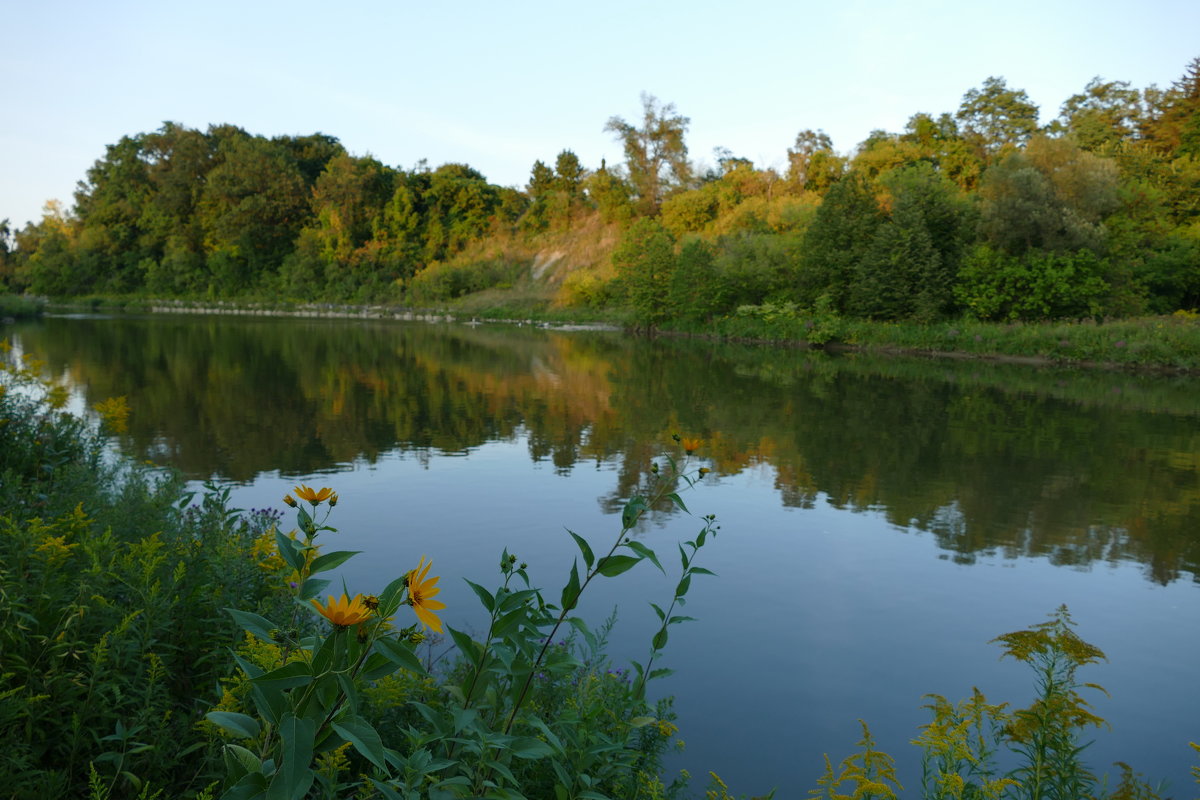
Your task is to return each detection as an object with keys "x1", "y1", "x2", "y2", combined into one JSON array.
[{"x1": 7, "y1": 313, "x2": 1200, "y2": 797}]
